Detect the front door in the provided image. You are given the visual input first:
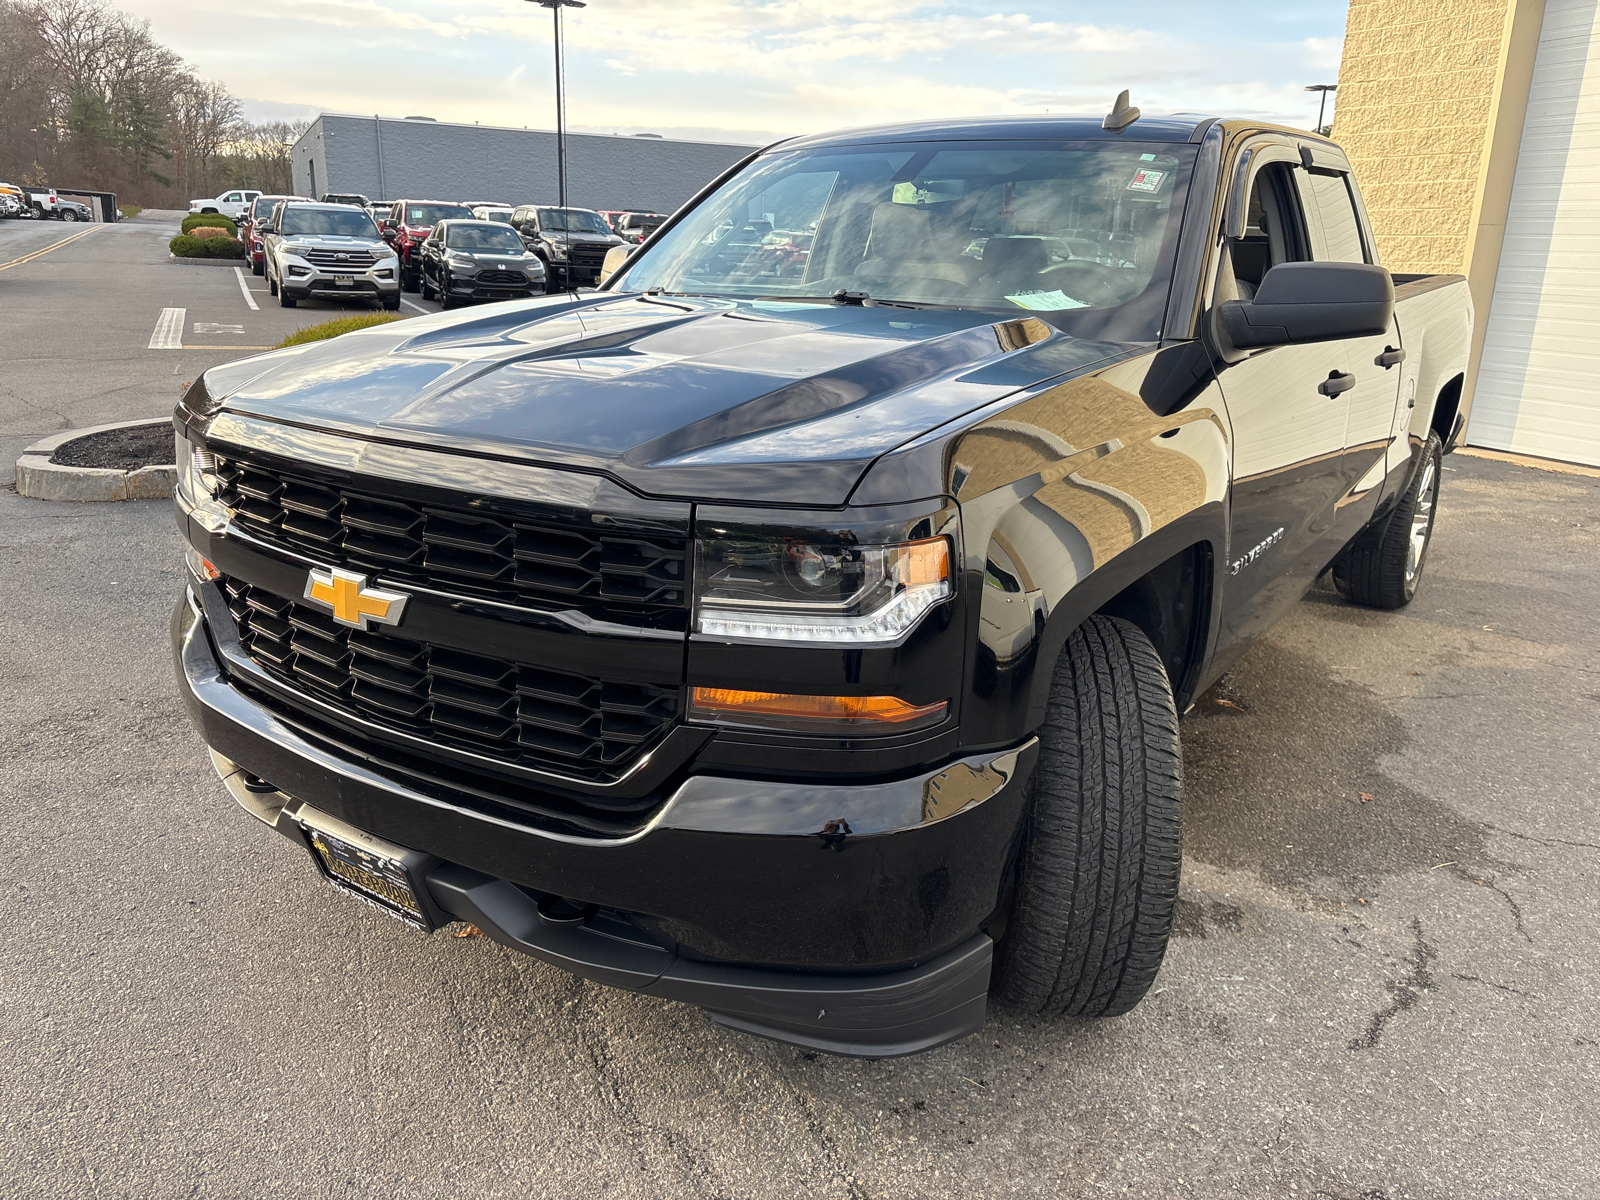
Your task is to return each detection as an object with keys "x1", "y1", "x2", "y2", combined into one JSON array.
[{"x1": 1210, "y1": 153, "x2": 1355, "y2": 657}]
